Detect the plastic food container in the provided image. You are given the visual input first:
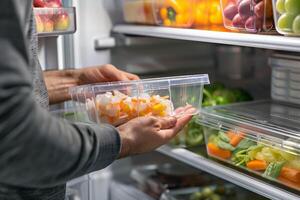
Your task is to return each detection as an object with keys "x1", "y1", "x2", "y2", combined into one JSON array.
[
  {"x1": 153, "y1": 0, "x2": 196, "y2": 28},
  {"x1": 193, "y1": 0, "x2": 224, "y2": 30},
  {"x1": 198, "y1": 100, "x2": 300, "y2": 191},
  {"x1": 122, "y1": 0, "x2": 156, "y2": 24},
  {"x1": 33, "y1": 7, "x2": 76, "y2": 36},
  {"x1": 51, "y1": 108, "x2": 91, "y2": 123},
  {"x1": 272, "y1": 0, "x2": 300, "y2": 36},
  {"x1": 220, "y1": 0, "x2": 274, "y2": 32},
  {"x1": 70, "y1": 74, "x2": 209, "y2": 126},
  {"x1": 269, "y1": 54, "x2": 300, "y2": 105}
]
